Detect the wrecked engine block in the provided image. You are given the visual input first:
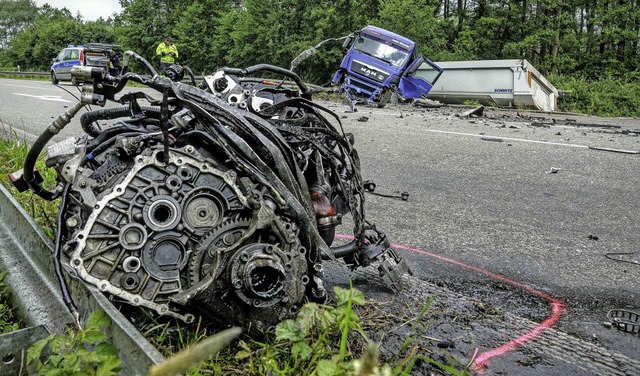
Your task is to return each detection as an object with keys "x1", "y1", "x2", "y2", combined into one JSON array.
[{"x1": 17, "y1": 52, "x2": 410, "y2": 327}]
